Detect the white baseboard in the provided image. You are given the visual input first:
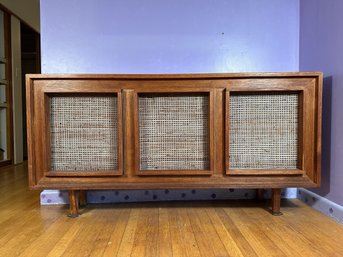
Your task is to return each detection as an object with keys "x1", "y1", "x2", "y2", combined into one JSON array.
[{"x1": 297, "y1": 188, "x2": 343, "y2": 224}]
